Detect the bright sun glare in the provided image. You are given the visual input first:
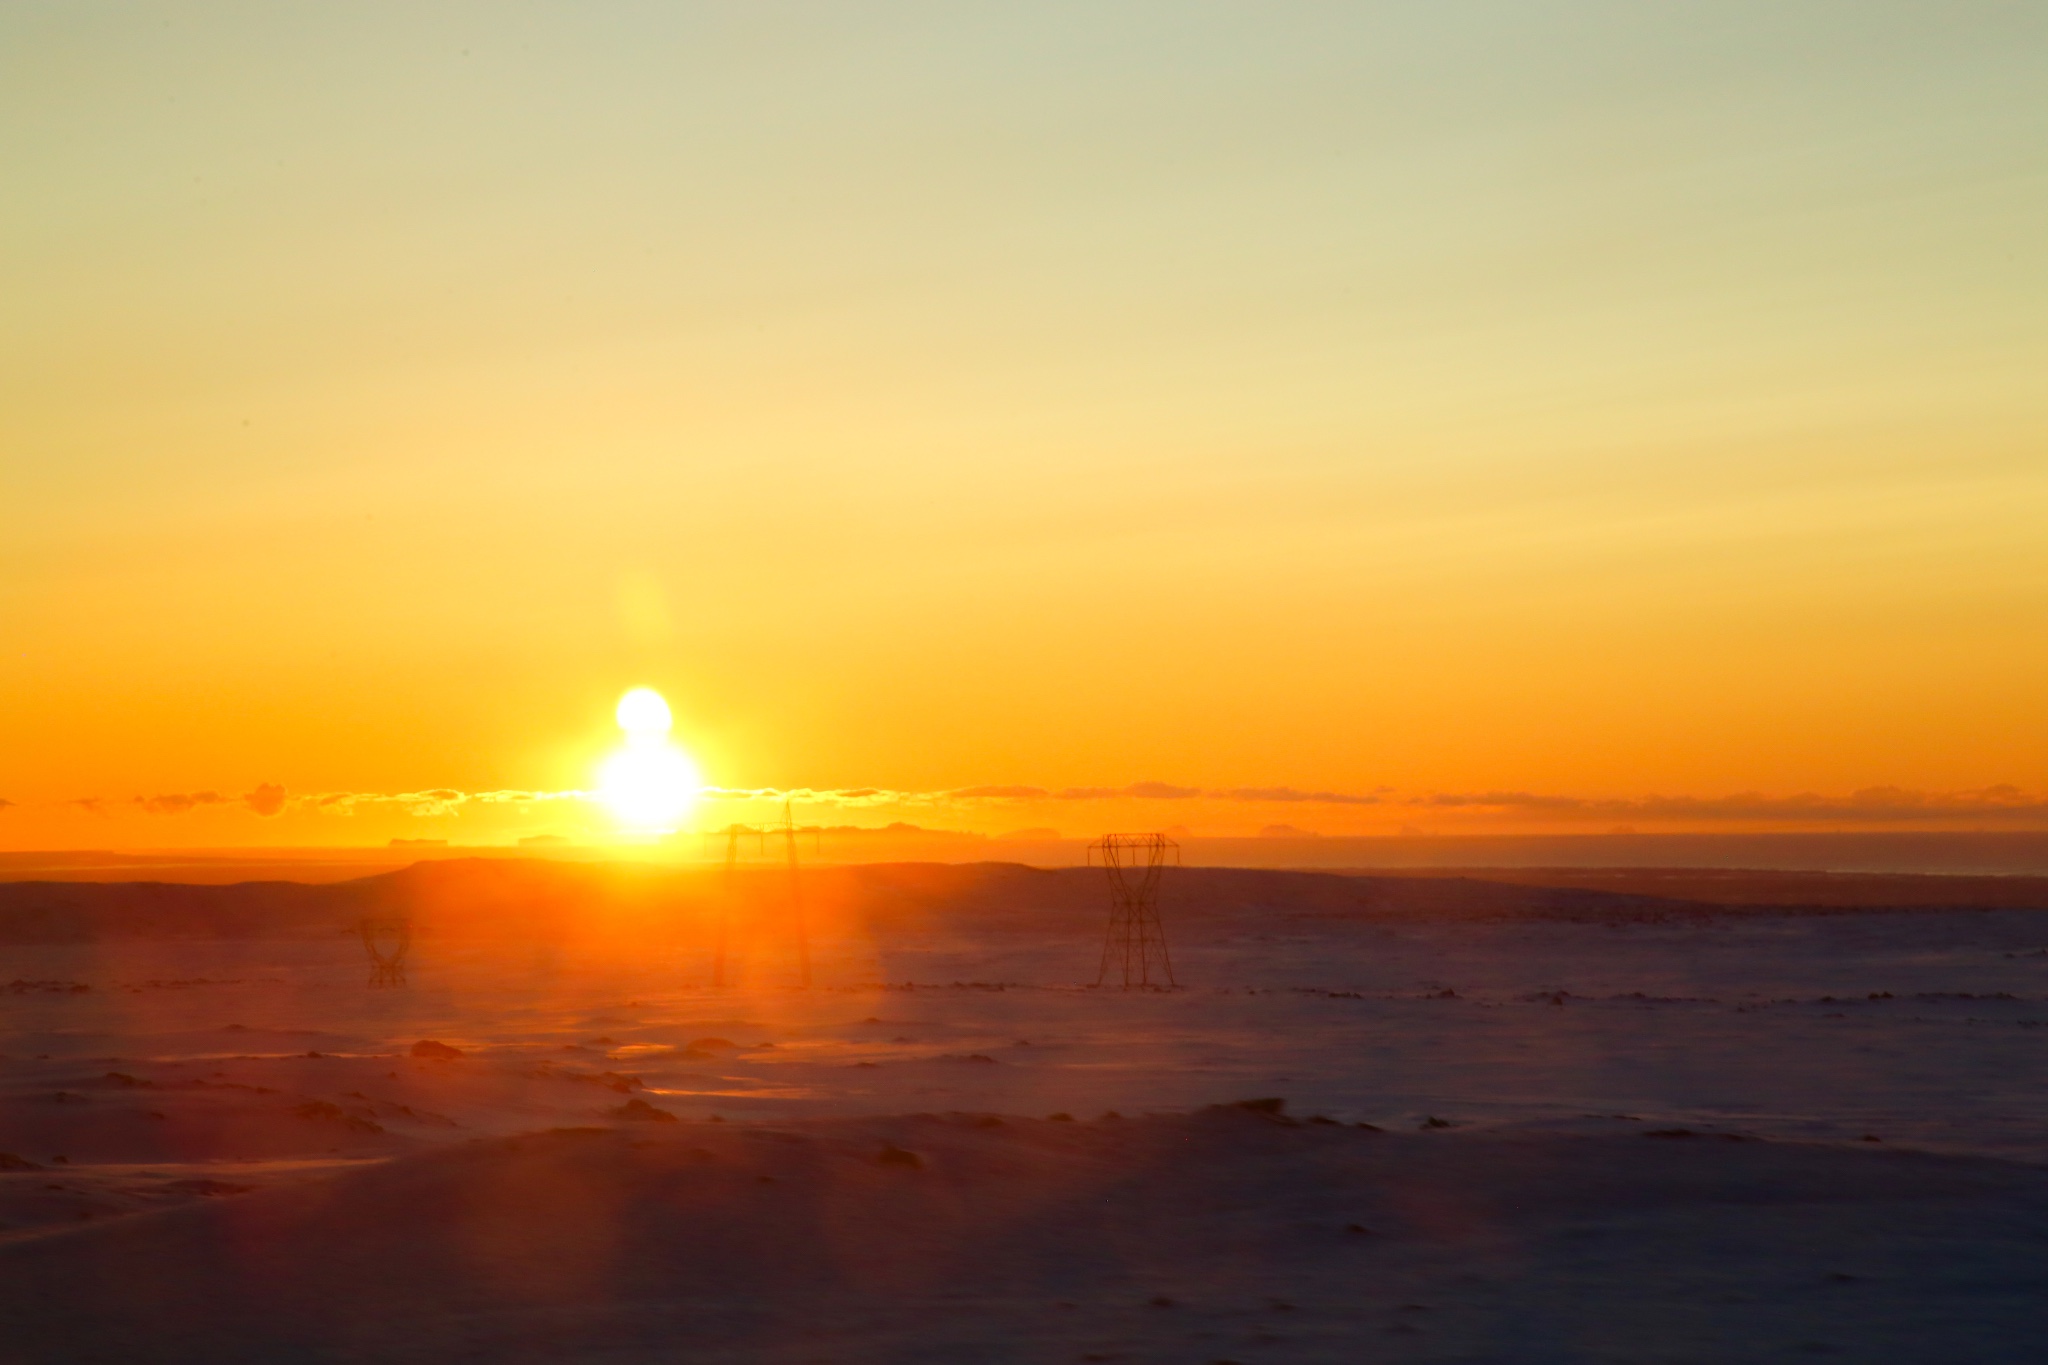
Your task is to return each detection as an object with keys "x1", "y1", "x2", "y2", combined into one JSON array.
[{"x1": 598, "y1": 687, "x2": 701, "y2": 831}]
